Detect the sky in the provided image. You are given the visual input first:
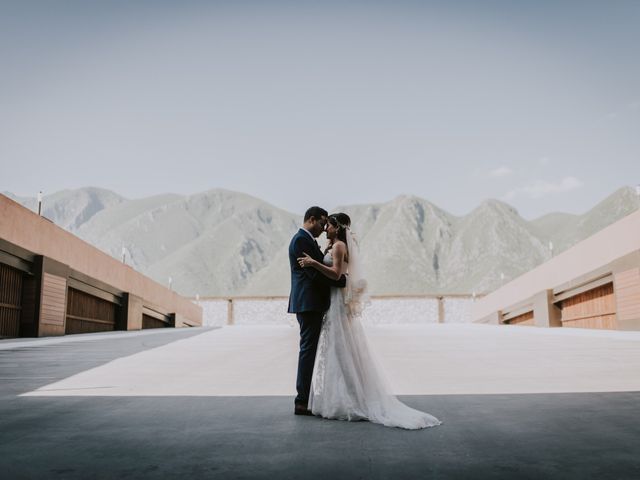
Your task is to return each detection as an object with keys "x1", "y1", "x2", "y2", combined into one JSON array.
[{"x1": 1, "y1": 0, "x2": 639, "y2": 219}]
